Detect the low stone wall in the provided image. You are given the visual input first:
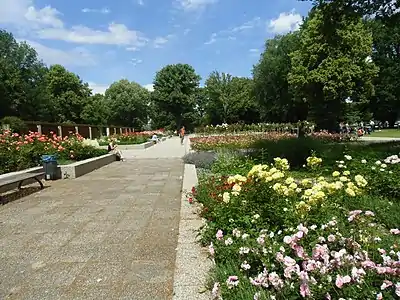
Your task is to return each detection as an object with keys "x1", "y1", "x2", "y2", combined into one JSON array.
[
  {"x1": 172, "y1": 164, "x2": 211, "y2": 300},
  {"x1": 58, "y1": 153, "x2": 116, "y2": 179}
]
